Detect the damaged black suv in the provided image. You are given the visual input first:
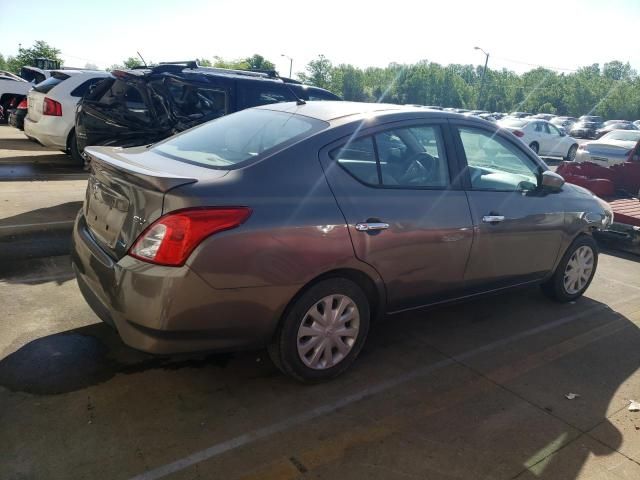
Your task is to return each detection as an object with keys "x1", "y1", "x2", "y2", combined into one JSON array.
[{"x1": 74, "y1": 62, "x2": 340, "y2": 154}]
